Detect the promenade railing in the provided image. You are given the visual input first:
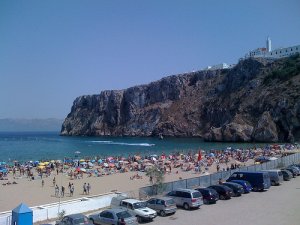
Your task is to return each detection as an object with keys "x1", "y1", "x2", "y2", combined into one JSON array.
[{"x1": 139, "y1": 152, "x2": 300, "y2": 198}]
